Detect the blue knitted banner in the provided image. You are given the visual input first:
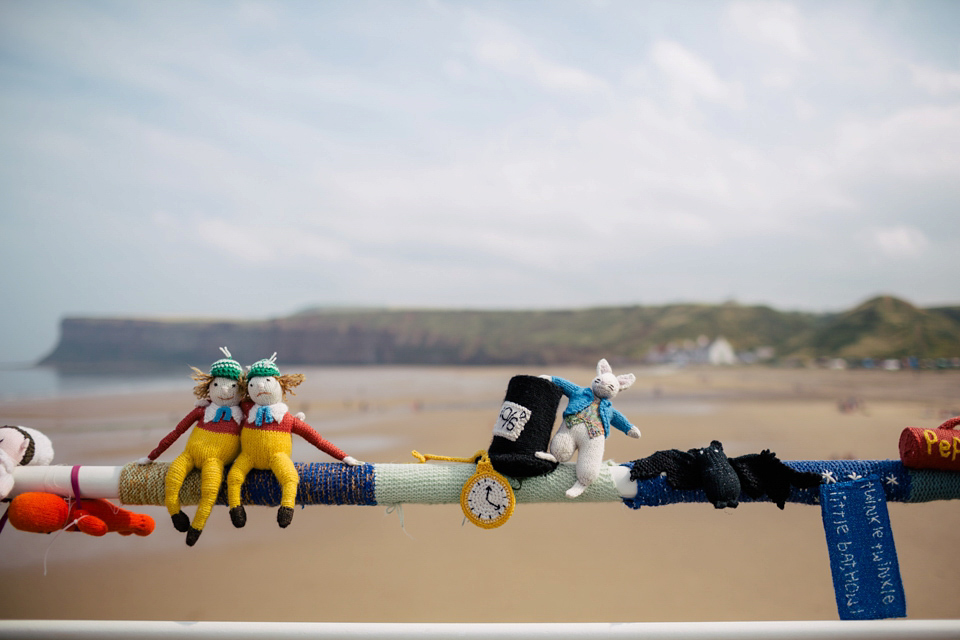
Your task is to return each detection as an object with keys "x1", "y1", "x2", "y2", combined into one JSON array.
[{"x1": 820, "y1": 476, "x2": 905, "y2": 620}]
